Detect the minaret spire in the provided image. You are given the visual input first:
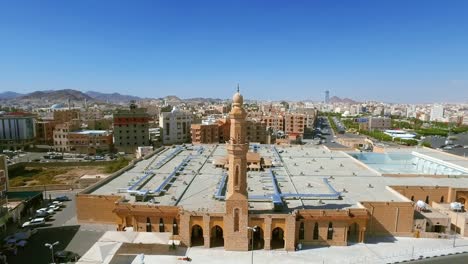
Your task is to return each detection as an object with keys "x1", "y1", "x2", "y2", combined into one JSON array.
[{"x1": 237, "y1": 83, "x2": 240, "y2": 93}]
